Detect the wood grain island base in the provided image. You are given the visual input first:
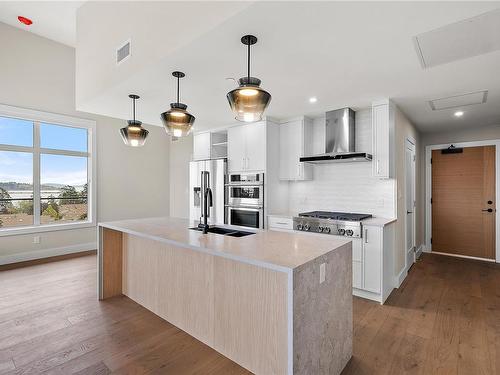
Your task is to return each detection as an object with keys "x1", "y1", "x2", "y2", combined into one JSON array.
[{"x1": 98, "y1": 217, "x2": 352, "y2": 375}]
